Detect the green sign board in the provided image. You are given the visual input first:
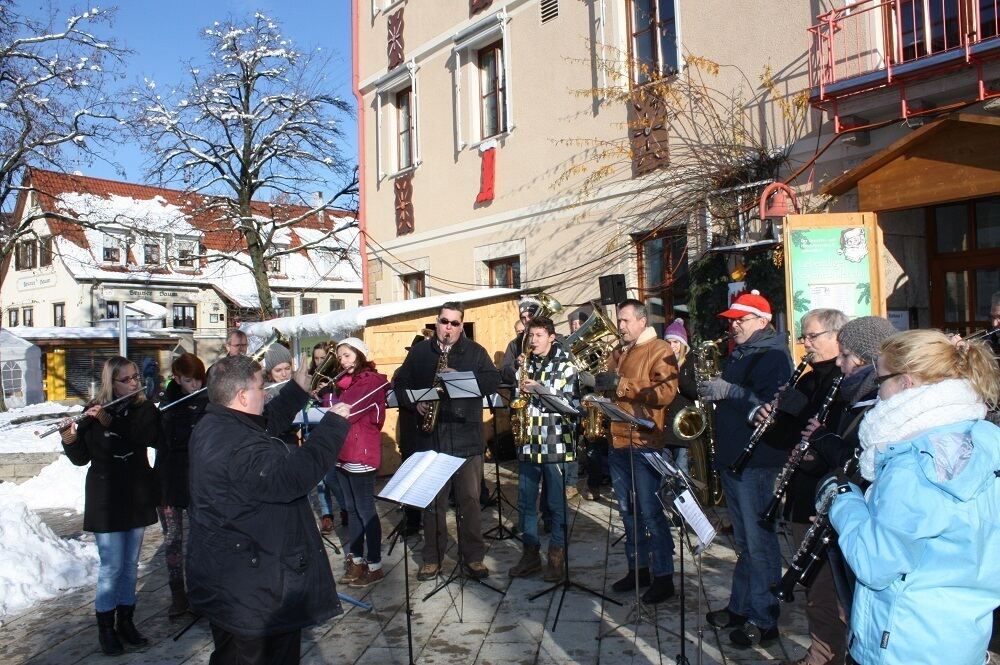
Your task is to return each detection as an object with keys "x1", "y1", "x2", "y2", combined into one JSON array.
[{"x1": 786, "y1": 226, "x2": 875, "y2": 341}]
